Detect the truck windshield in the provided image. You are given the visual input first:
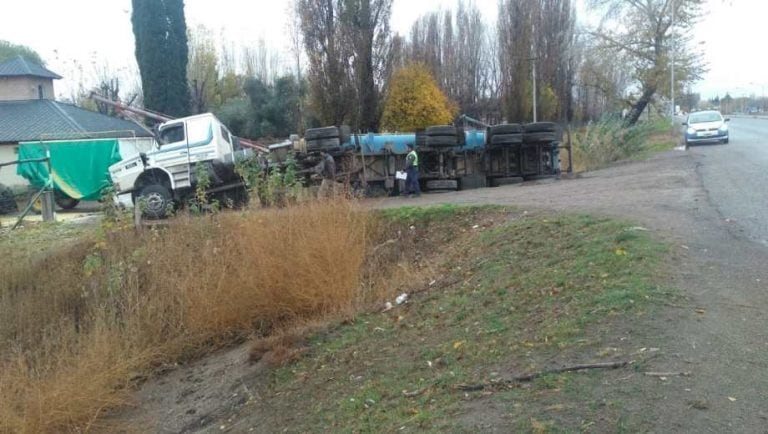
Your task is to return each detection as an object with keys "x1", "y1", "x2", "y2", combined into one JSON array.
[{"x1": 159, "y1": 124, "x2": 185, "y2": 145}]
